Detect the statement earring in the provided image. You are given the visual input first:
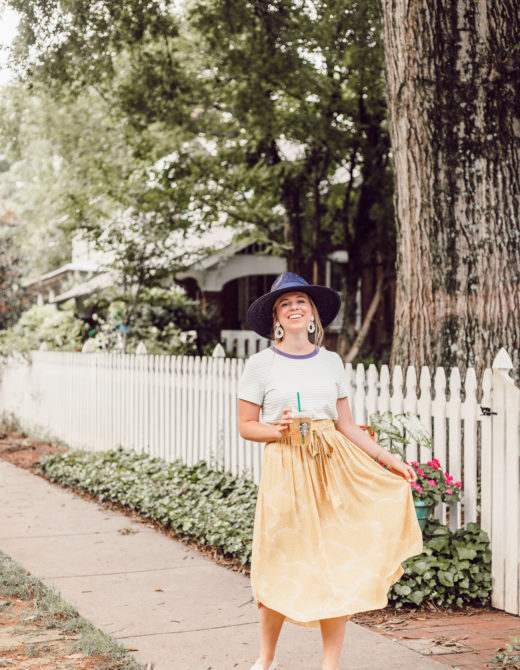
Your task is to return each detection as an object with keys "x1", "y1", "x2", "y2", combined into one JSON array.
[
  {"x1": 274, "y1": 321, "x2": 284, "y2": 339},
  {"x1": 307, "y1": 316, "x2": 315, "y2": 334}
]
